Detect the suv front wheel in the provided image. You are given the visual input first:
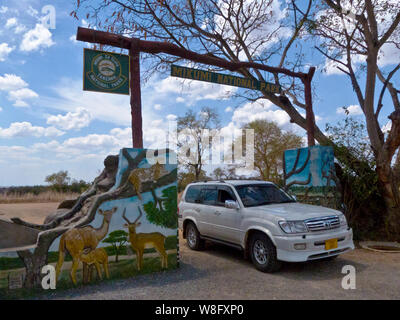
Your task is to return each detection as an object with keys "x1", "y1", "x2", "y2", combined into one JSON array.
[
  {"x1": 250, "y1": 233, "x2": 282, "y2": 272},
  {"x1": 186, "y1": 222, "x2": 204, "y2": 250}
]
